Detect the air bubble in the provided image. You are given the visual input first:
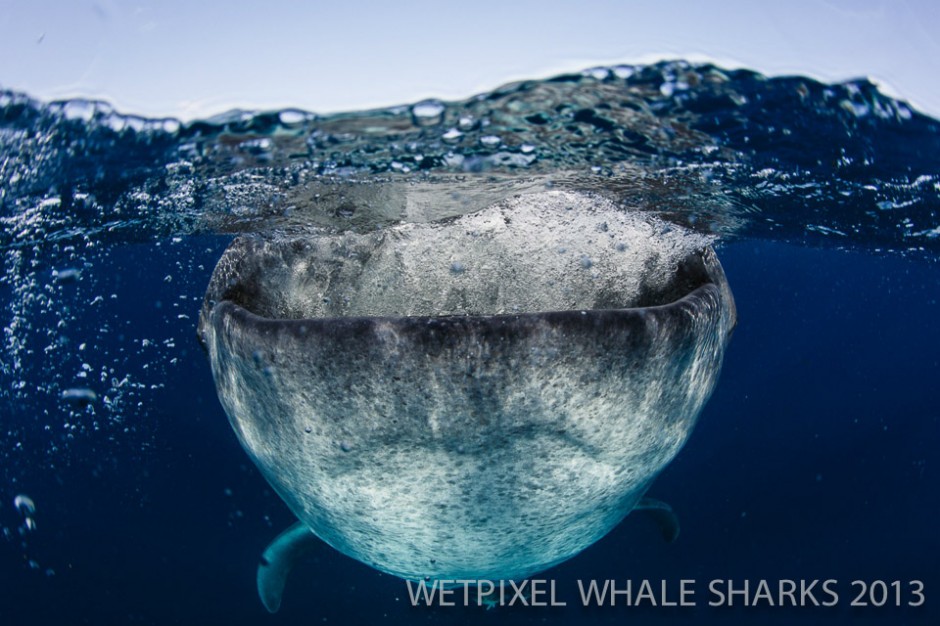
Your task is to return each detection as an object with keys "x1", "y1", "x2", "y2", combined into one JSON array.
[
  {"x1": 62, "y1": 388, "x2": 97, "y2": 405},
  {"x1": 62, "y1": 100, "x2": 97, "y2": 122},
  {"x1": 158, "y1": 118, "x2": 181, "y2": 133},
  {"x1": 279, "y1": 109, "x2": 308, "y2": 125},
  {"x1": 584, "y1": 67, "x2": 610, "y2": 81},
  {"x1": 441, "y1": 128, "x2": 463, "y2": 143},
  {"x1": 411, "y1": 100, "x2": 445, "y2": 126},
  {"x1": 13, "y1": 494, "x2": 35, "y2": 516},
  {"x1": 53, "y1": 268, "x2": 81, "y2": 283},
  {"x1": 612, "y1": 65, "x2": 635, "y2": 79}
]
